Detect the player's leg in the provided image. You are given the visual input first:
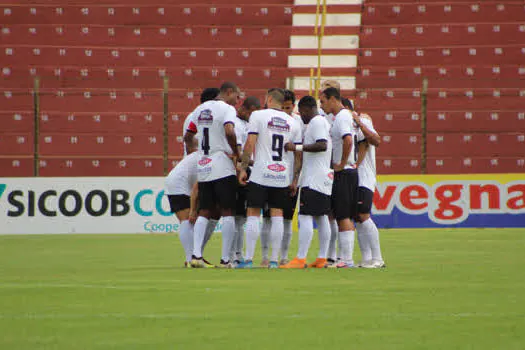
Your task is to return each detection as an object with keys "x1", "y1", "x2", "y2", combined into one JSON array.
[
  {"x1": 215, "y1": 175, "x2": 238, "y2": 268},
  {"x1": 168, "y1": 195, "x2": 193, "y2": 267},
  {"x1": 237, "y1": 183, "x2": 268, "y2": 268},
  {"x1": 191, "y1": 182, "x2": 214, "y2": 268},
  {"x1": 331, "y1": 170, "x2": 357, "y2": 268},
  {"x1": 268, "y1": 187, "x2": 286, "y2": 269},
  {"x1": 327, "y1": 216, "x2": 338, "y2": 267},
  {"x1": 356, "y1": 187, "x2": 385, "y2": 268},
  {"x1": 202, "y1": 209, "x2": 219, "y2": 253},
  {"x1": 232, "y1": 178, "x2": 248, "y2": 264},
  {"x1": 280, "y1": 189, "x2": 297, "y2": 265},
  {"x1": 260, "y1": 209, "x2": 271, "y2": 267}
]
